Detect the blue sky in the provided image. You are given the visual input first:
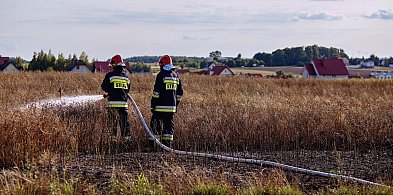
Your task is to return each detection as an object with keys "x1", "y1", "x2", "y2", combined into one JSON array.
[{"x1": 1, "y1": 0, "x2": 393, "y2": 60}]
